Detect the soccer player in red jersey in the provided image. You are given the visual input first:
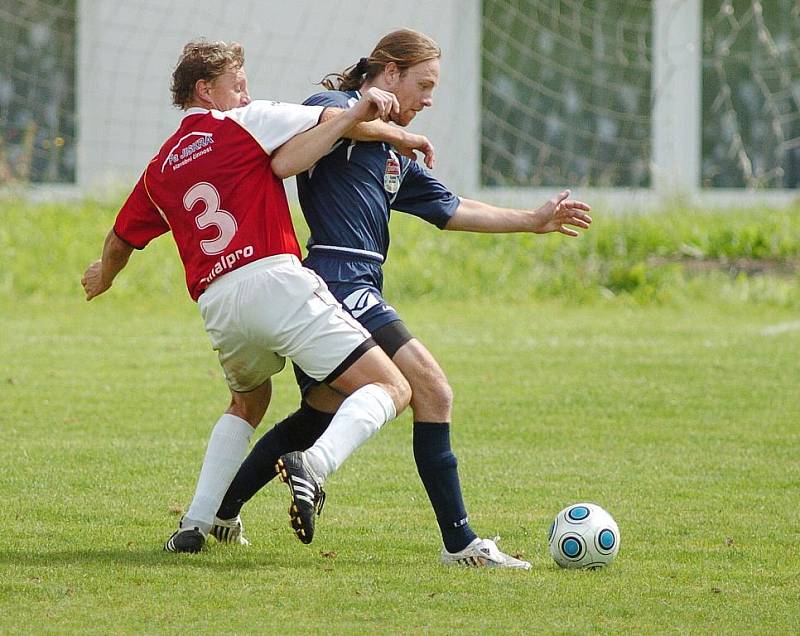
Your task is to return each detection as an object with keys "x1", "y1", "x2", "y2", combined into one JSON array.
[{"x1": 81, "y1": 39, "x2": 436, "y2": 552}]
